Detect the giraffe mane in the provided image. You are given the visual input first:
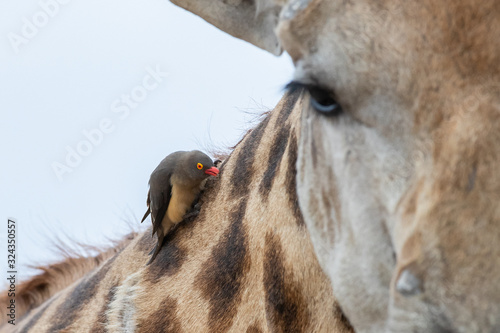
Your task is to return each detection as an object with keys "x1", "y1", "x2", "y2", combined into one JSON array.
[
  {"x1": 1, "y1": 128, "x2": 247, "y2": 327},
  {"x1": 0, "y1": 232, "x2": 138, "y2": 325}
]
